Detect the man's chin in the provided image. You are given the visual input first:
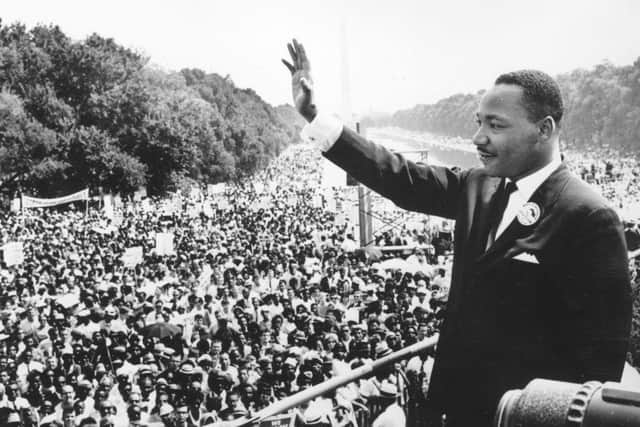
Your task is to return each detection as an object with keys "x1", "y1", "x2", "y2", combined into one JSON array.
[
  {"x1": 479, "y1": 164, "x2": 499, "y2": 177},
  {"x1": 479, "y1": 161, "x2": 507, "y2": 178}
]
